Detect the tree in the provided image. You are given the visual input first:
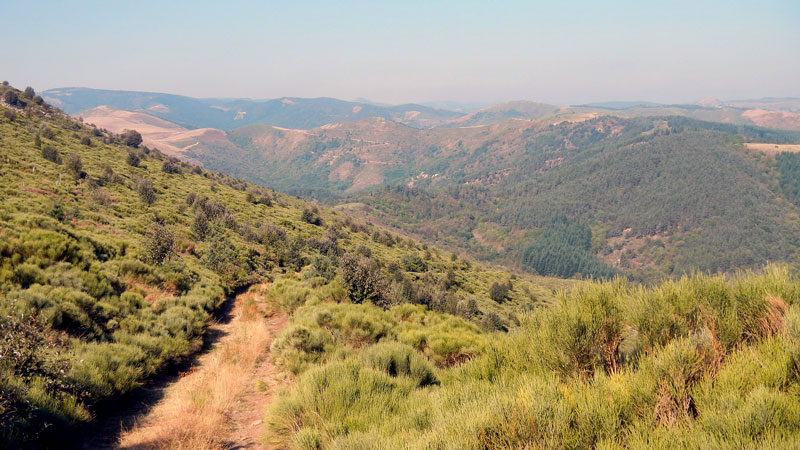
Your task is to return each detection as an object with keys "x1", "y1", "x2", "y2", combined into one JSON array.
[
  {"x1": 126, "y1": 151, "x2": 141, "y2": 167},
  {"x1": 338, "y1": 252, "x2": 386, "y2": 305},
  {"x1": 3, "y1": 90, "x2": 19, "y2": 106},
  {"x1": 41, "y1": 146, "x2": 61, "y2": 164},
  {"x1": 135, "y1": 177, "x2": 156, "y2": 205},
  {"x1": 65, "y1": 151, "x2": 83, "y2": 180},
  {"x1": 489, "y1": 281, "x2": 510, "y2": 303},
  {"x1": 401, "y1": 253, "x2": 428, "y2": 272},
  {"x1": 143, "y1": 224, "x2": 174, "y2": 264},
  {"x1": 121, "y1": 129, "x2": 143, "y2": 148},
  {"x1": 40, "y1": 125, "x2": 56, "y2": 139},
  {"x1": 22, "y1": 87, "x2": 35, "y2": 99},
  {"x1": 161, "y1": 160, "x2": 181, "y2": 174},
  {"x1": 192, "y1": 210, "x2": 210, "y2": 239},
  {"x1": 301, "y1": 206, "x2": 322, "y2": 225},
  {"x1": 202, "y1": 231, "x2": 239, "y2": 276}
]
